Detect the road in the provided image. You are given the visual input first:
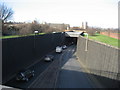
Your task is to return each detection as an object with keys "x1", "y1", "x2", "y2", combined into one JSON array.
[
  {"x1": 5, "y1": 52, "x2": 56, "y2": 89},
  {"x1": 4, "y1": 45, "x2": 97, "y2": 89}
]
